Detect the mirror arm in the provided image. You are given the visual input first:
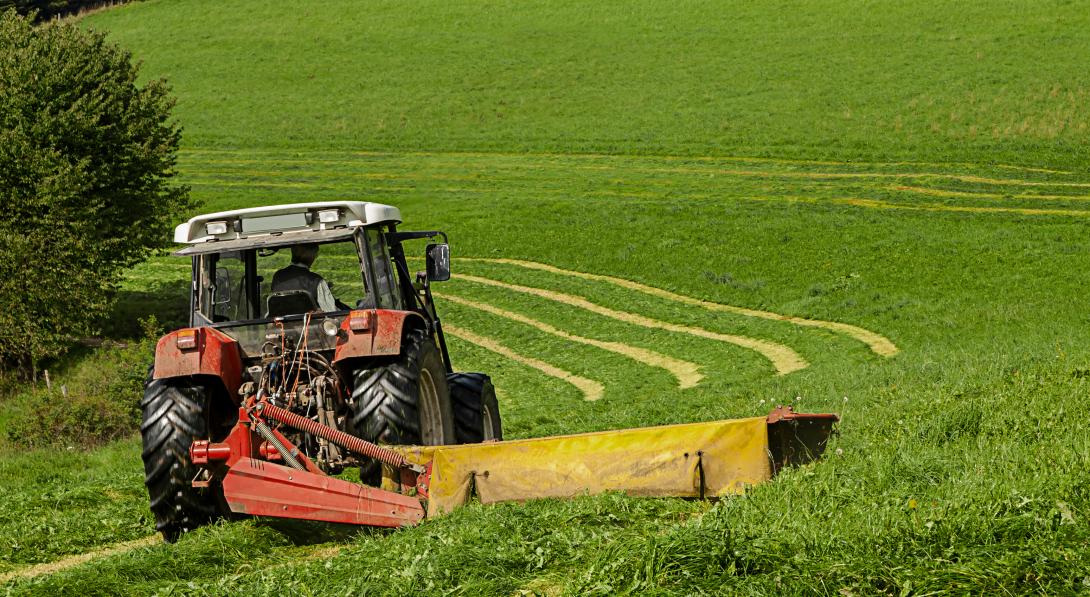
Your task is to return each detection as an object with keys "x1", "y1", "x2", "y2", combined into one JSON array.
[{"x1": 385, "y1": 230, "x2": 447, "y2": 244}]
